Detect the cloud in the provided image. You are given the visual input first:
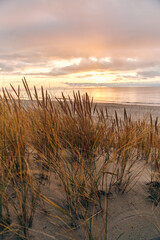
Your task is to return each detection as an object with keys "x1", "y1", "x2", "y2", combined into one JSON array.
[
  {"x1": 0, "y1": 0, "x2": 160, "y2": 85},
  {"x1": 138, "y1": 70, "x2": 160, "y2": 78},
  {"x1": 64, "y1": 81, "x2": 160, "y2": 87},
  {"x1": 0, "y1": 0, "x2": 160, "y2": 58},
  {"x1": 18, "y1": 57, "x2": 160, "y2": 77},
  {"x1": 64, "y1": 82, "x2": 109, "y2": 87}
]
